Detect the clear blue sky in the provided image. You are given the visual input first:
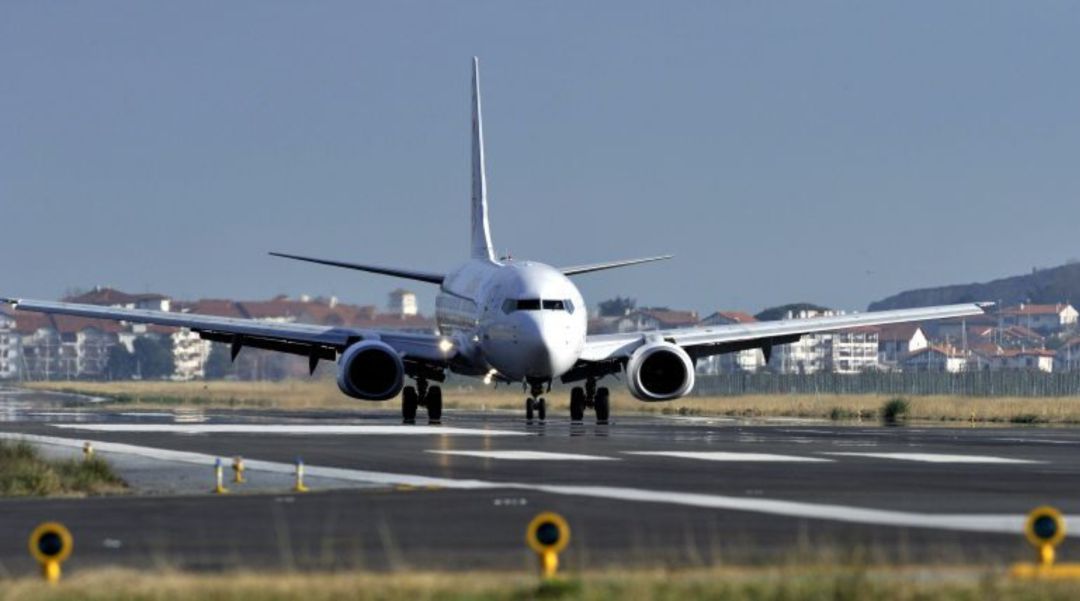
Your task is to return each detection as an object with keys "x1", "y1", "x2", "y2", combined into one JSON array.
[{"x1": 3, "y1": 2, "x2": 1078, "y2": 315}]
